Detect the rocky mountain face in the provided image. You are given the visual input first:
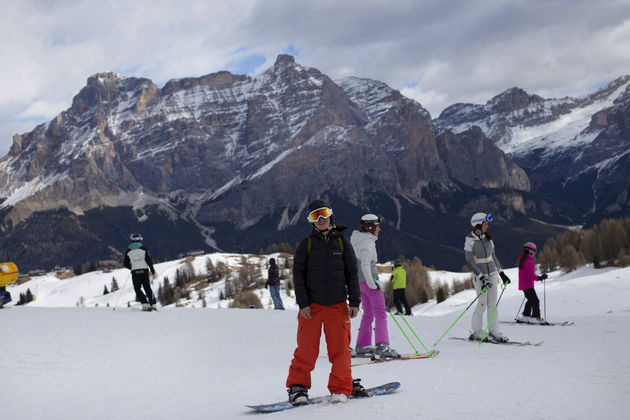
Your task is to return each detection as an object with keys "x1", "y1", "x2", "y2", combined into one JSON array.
[
  {"x1": 0, "y1": 55, "x2": 584, "y2": 270},
  {"x1": 435, "y1": 76, "x2": 630, "y2": 225}
]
